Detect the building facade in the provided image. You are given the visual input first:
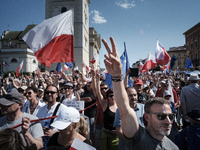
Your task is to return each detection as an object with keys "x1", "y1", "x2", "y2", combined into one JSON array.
[
  {"x1": 0, "y1": 0, "x2": 101, "y2": 74},
  {"x1": 183, "y1": 22, "x2": 200, "y2": 69},
  {"x1": 167, "y1": 46, "x2": 186, "y2": 71}
]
